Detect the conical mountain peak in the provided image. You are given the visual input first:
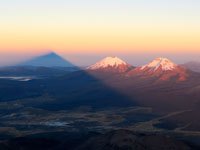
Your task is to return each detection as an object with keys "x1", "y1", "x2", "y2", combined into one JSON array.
[
  {"x1": 88, "y1": 56, "x2": 127, "y2": 69},
  {"x1": 87, "y1": 56, "x2": 131, "y2": 72},
  {"x1": 127, "y1": 57, "x2": 188, "y2": 82},
  {"x1": 141, "y1": 57, "x2": 177, "y2": 71}
]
